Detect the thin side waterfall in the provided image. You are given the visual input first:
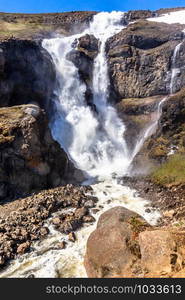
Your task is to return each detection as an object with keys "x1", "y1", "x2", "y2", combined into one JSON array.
[
  {"x1": 170, "y1": 42, "x2": 182, "y2": 94},
  {"x1": 131, "y1": 41, "x2": 183, "y2": 160}
]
